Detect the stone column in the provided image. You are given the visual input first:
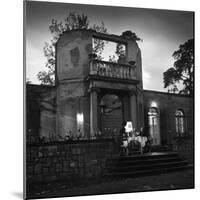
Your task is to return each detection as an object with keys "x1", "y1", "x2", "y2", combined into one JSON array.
[
  {"x1": 90, "y1": 88, "x2": 99, "y2": 137},
  {"x1": 136, "y1": 89, "x2": 144, "y2": 129},
  {"x1": 129, "y1": 91, "x2": 137, "y2": 129}
]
